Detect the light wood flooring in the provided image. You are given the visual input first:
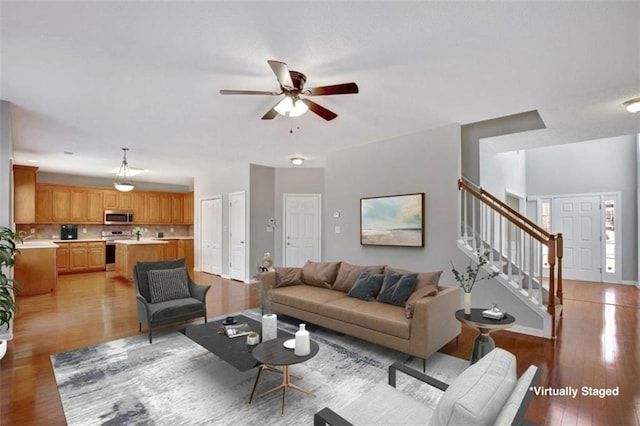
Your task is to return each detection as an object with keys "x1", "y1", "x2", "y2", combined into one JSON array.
[{"x1": 1, "y1": 272, "x2": 638, "y2": 425}]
